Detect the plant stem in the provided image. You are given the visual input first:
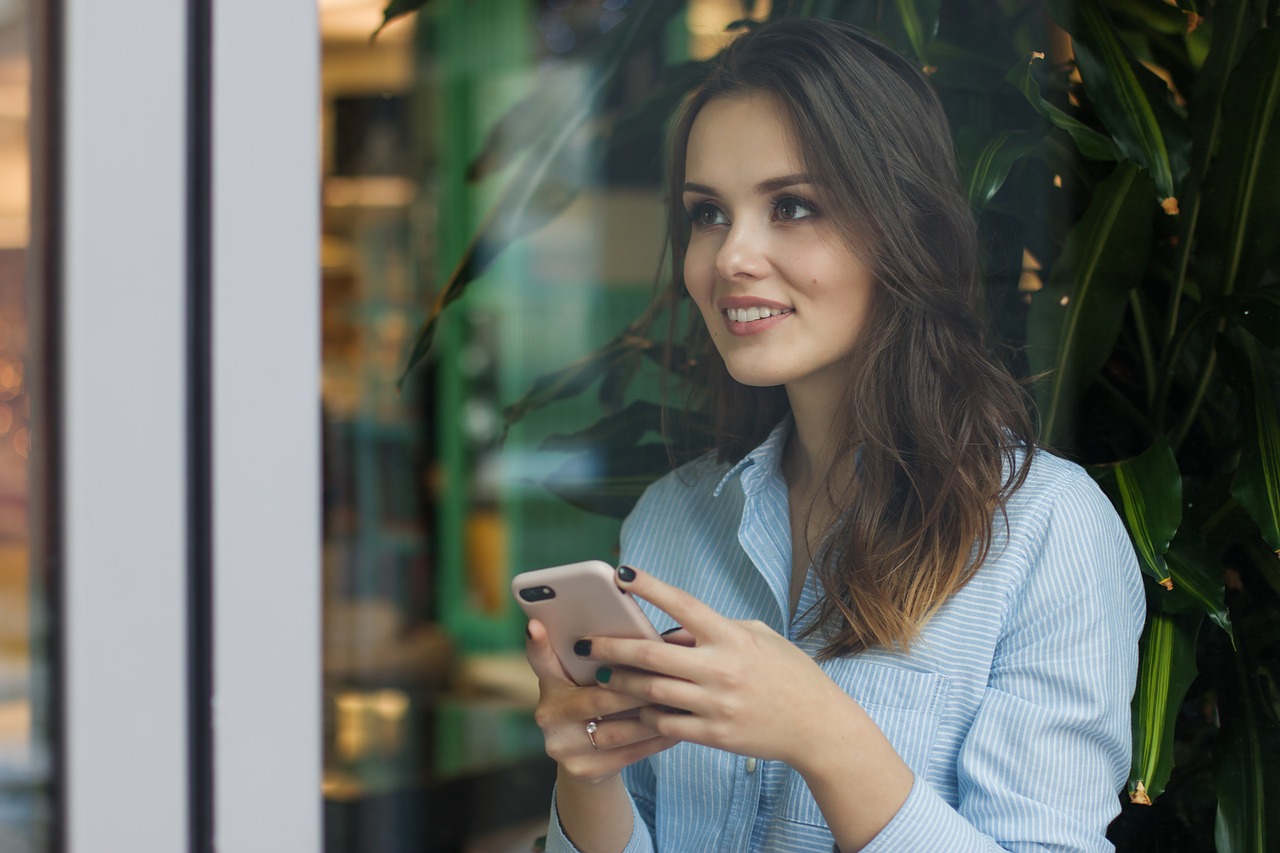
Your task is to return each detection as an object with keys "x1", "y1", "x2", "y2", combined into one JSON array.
[
  {"x1": 1130, "y1": 289, "x2": 1158, "y2": 406},
  {"x1": 1096, "y1": 373, "x2": 1154, "y2": 439},
  {"x1": 1172, "y1": 341, "x2": 1218, "y2": 451},
  {"x1": 1162, "y1": 184, "x2": 1201, "y2": 352},
  {"x1": 1154, "y1": 305, "x2": 1211, "y2": 433}
]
